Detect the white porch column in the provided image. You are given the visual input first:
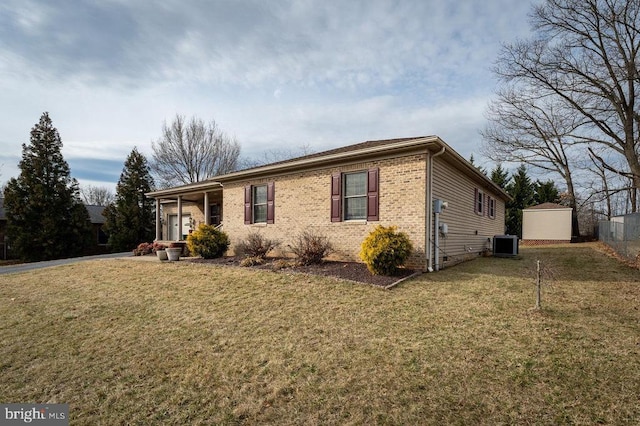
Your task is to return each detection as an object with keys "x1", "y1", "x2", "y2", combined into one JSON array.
[
  {"x1": 177, "y1": 195, "x2": 183, "y2": 241},
  {"x1": 204, "y1": 192, "x2": 210, "y2": 225},
  {"x1": 155, "y1": 198, "x2": 161, "y2": 241}
]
